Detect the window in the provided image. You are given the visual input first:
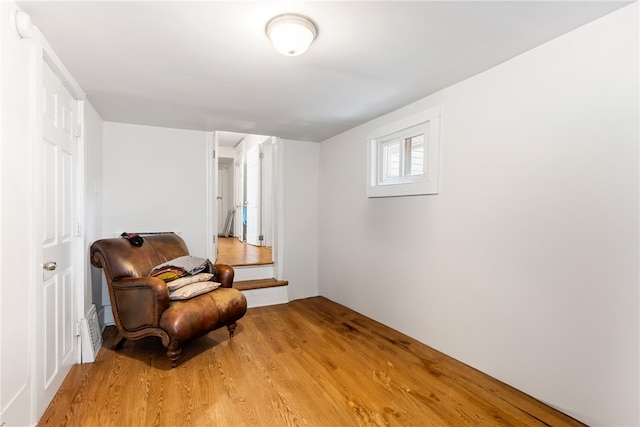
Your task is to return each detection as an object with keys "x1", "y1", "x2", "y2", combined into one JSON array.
[
  {"x1": 367, "y1": 106, "x2": 441, "y2": 197},
  {"x1": 378, "y1": 126, "x2": 426, "y2": 184}
]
